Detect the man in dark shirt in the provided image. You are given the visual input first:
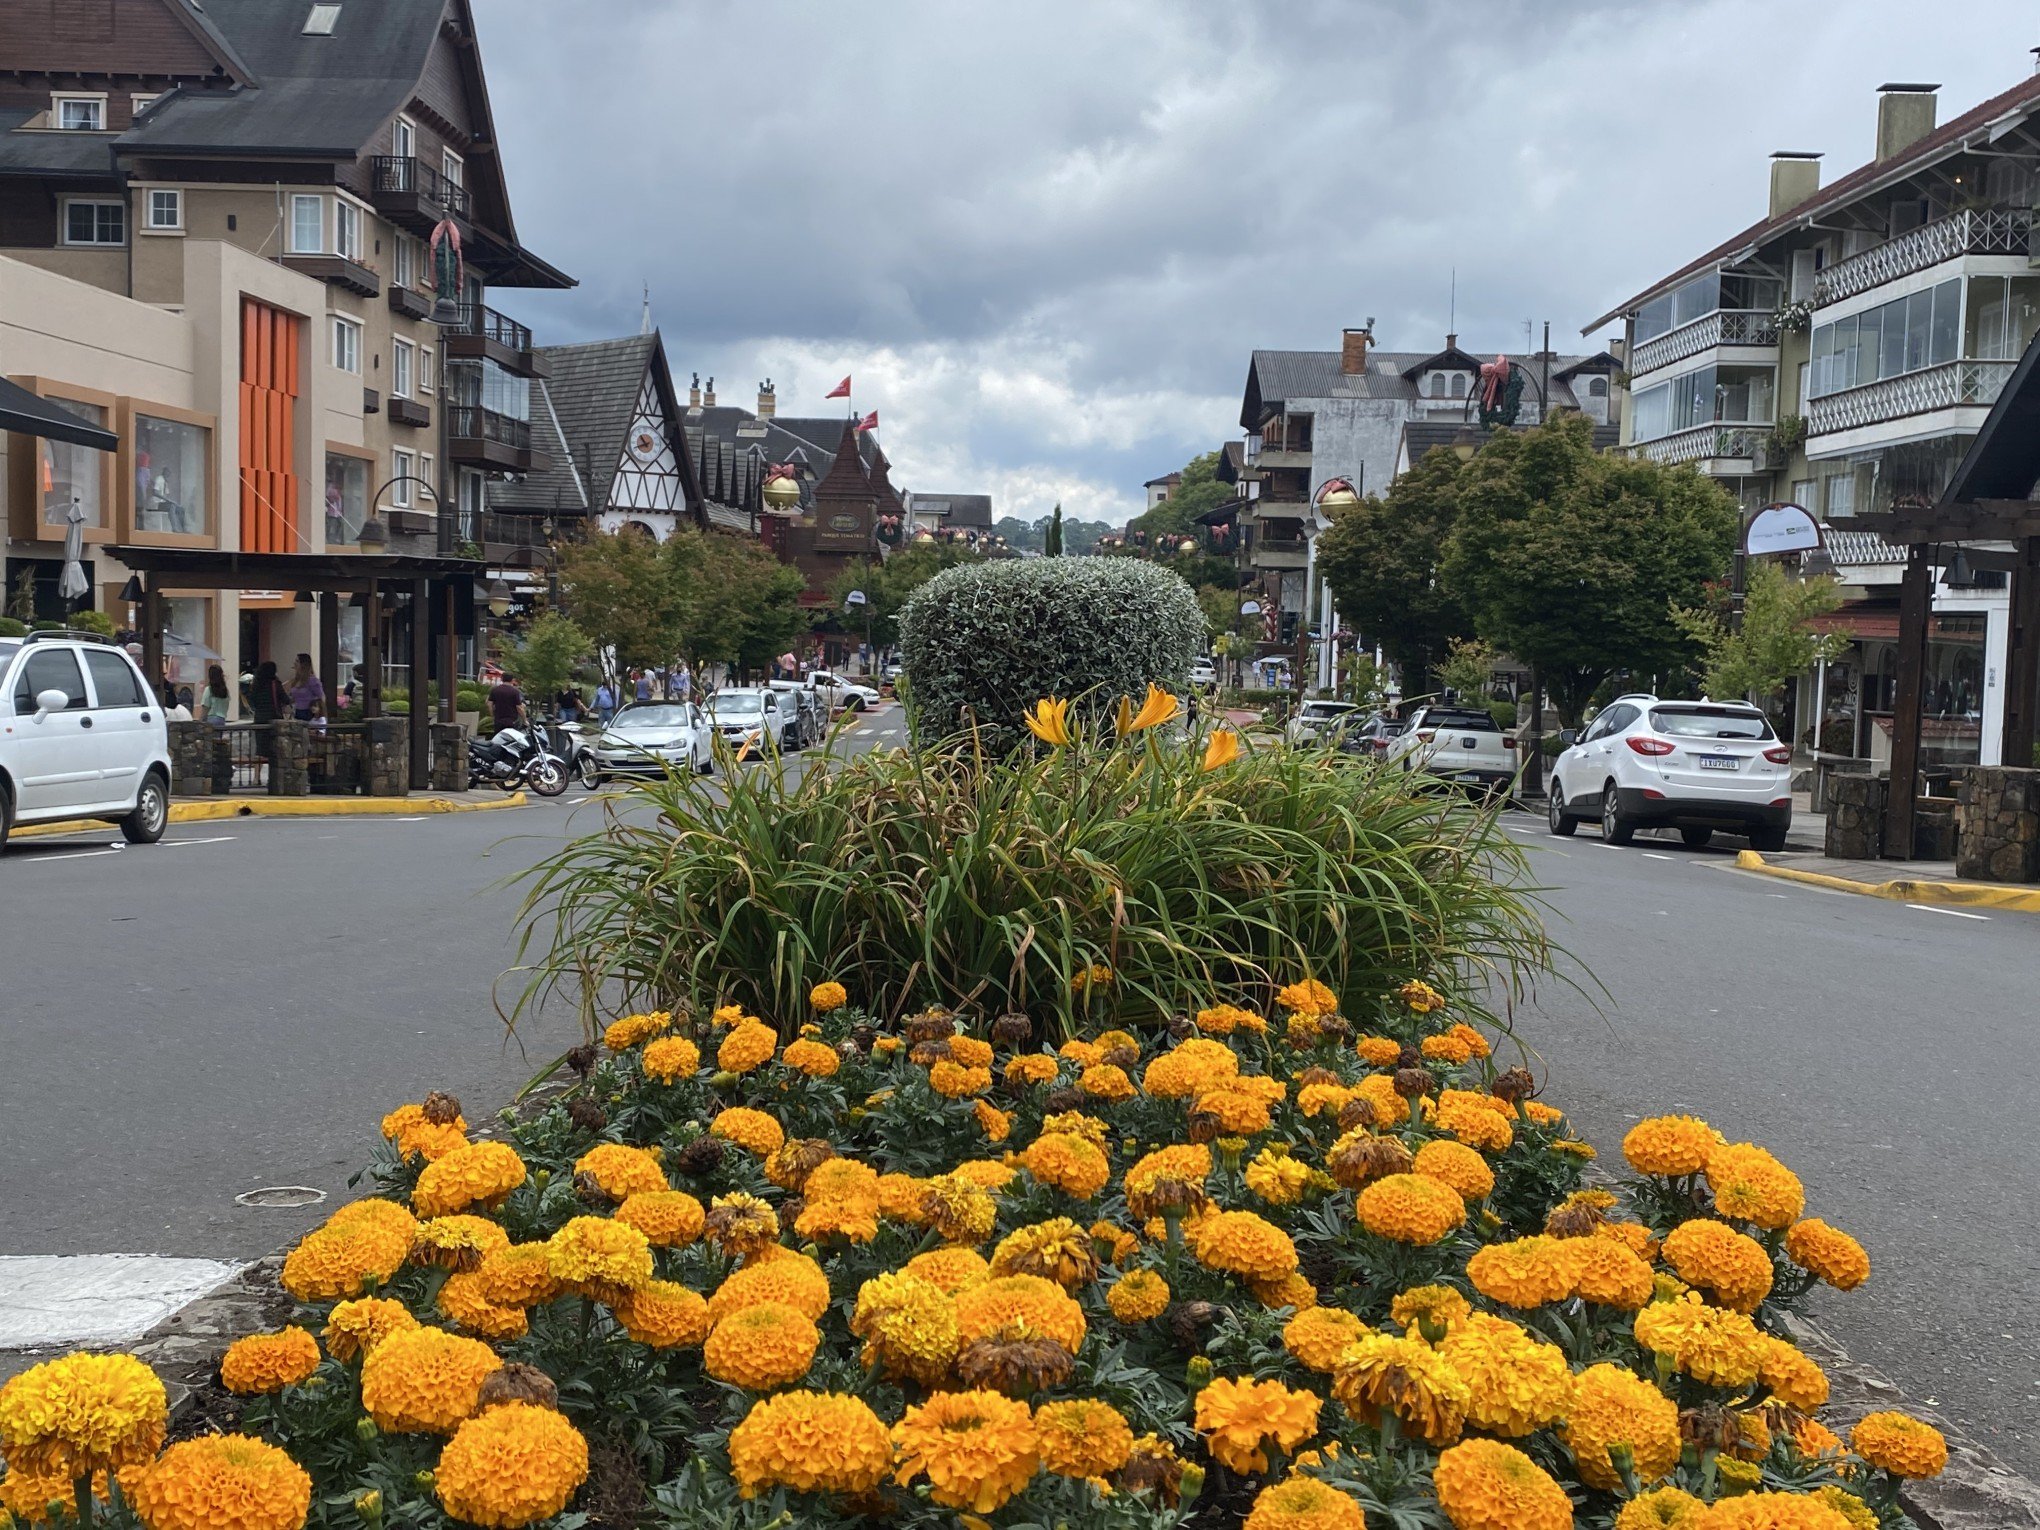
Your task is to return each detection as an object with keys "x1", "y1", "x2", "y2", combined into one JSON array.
[{"x1": 488, "y1": 674, "x2": 526, "y2": 733}]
